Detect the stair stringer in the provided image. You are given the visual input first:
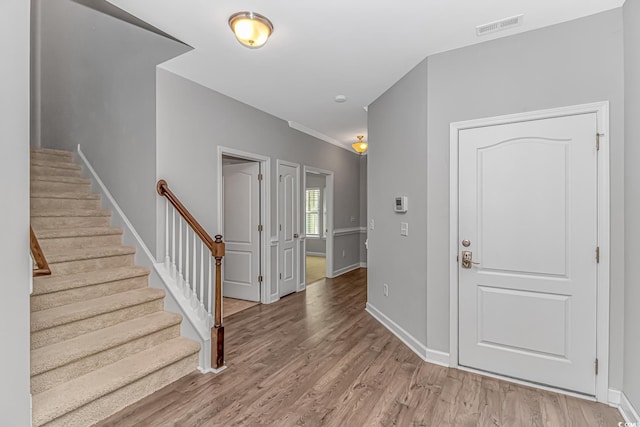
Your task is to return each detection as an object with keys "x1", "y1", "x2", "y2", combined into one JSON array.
[{"x1": 76, "y1": 145, "x2": 223, "y2": 373}]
